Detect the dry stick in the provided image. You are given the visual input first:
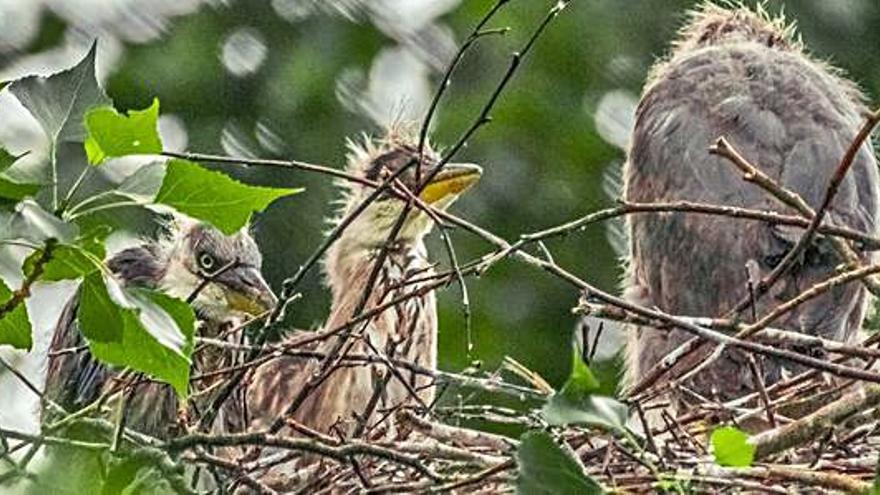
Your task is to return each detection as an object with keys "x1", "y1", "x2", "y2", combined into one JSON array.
[
  {"x1": 621, "y1": 262, "x2": 880, "y2": 398},
  {"x1": 750, "y1": 384, "x2": 880, "y2": 460},
  {"x1": 517, "y1": 200, "x2": 880, "y2": 250},
  {"x1": 518, "y1": 245, "x2": 880, "y2": 382},
  {"x1": 699, "y1": 464, "x2": 868, "y2": 494},
  {"x1": 397, "y1": 409, "x2": 515, "y2": 452},
  {"x1": 437, "y1": 210, "x2": 880, "y2": 387},
  {"x1": 747, "y1": 355, "x2": 777, "y2": 428},
  {"x1": 185, "y1": 258, "x2": 241, "y2": 304},
  {"x1": 427, "y1": 459, "x2": 514, "y2": 493},
  {"x1": 164, "y1": 431, "x2": 442, "y2": 481},
  {"x1": 678, "y1": 279, "x2": 880, "y2": 393},
  {"x1": 415, "y1": 0, "x2": 510, "y2": 179},
  {"x1": 198, "y1": 337, "x2": 546, "y2": 400},
  {"x1": 162, "y1": 151, "x2": 374, "y2": 188},
  {"x1": 0, "y1": 238, "x2": 56, "y2": 319},
  {"x1": 351, "y1": 340, "x2": 403, "y2": 438},
  {"x1": 580, "y1": 303, "x2": 880, "y2": 362},
  {"x1": 183, "y1": 450, "x2": 278, "y2": 495}
]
